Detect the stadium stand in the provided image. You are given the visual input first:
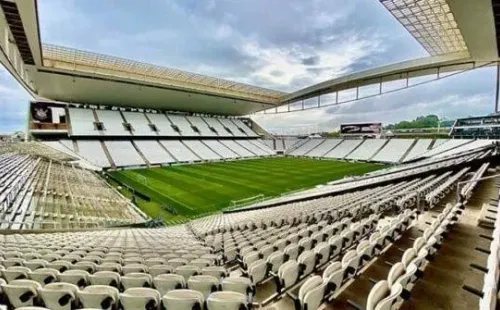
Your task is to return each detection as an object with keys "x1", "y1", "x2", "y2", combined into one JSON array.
[
  {"x1": 68, "y1": 108, "x2": 97, "y2": 136},
  {"x1": 202, "y1": 140, "x2": 239, "y2": 159},
  {"x1": 345, "y1": 139, "x2": 387, "y2": 161},
  {"x1": 218, "y1": 118, "x2": 247, "y2": 137},
  {"x1": 95, "y1": 110, "x2": 131, "y2": 136},
  {"x1": 305, "y1": 138, "x2": 342, "y2": 157},
  {"x1": 167, "y1": 115, "x2": 199, "y2": 136},
  {"x1": 323, "y1": 139, "x2": 363, "y2": 159},
  {"x1": 159, "y1": 140, "x2": 200, "y2": 162},
  {"x1": 403, "y1": 139, "x2": 433, "y2": 162},
  {"x1": 204, "y1": 118, "x2": 232, "y2": 137},
  {"x1": 105, "y1": 141, "x2": 145, "y2": 167},
  {"x1": 289, "y1": 139, "x2": 325, "y2": 156},
  {"x1": 232, "y1": 119, "x2": 258, "y2": 137},
  {"x1": 134, "y1": 140, "x2": 176, "y2": 164},
  {"x1": 145, "y1": 113, "x2": 180, "y2": 136},
  {"x1": 121, "y1": 112, "x2": 157, "y2": 136},
  {"x1": 218, "y1": 140, "x2": 256, "y2": 158},
  {"x1": 182, "y1": 140, "x2": 222, "y2": 161},
  {"x1": 75, "y1": 140, "x2": 111, "y2": 168},
  {"x1": 371, "y1": 138, "x2": 416, "y2": 163},
  {"x1": 186, "y1": 116, "x2": 218, "y2": 137}
]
